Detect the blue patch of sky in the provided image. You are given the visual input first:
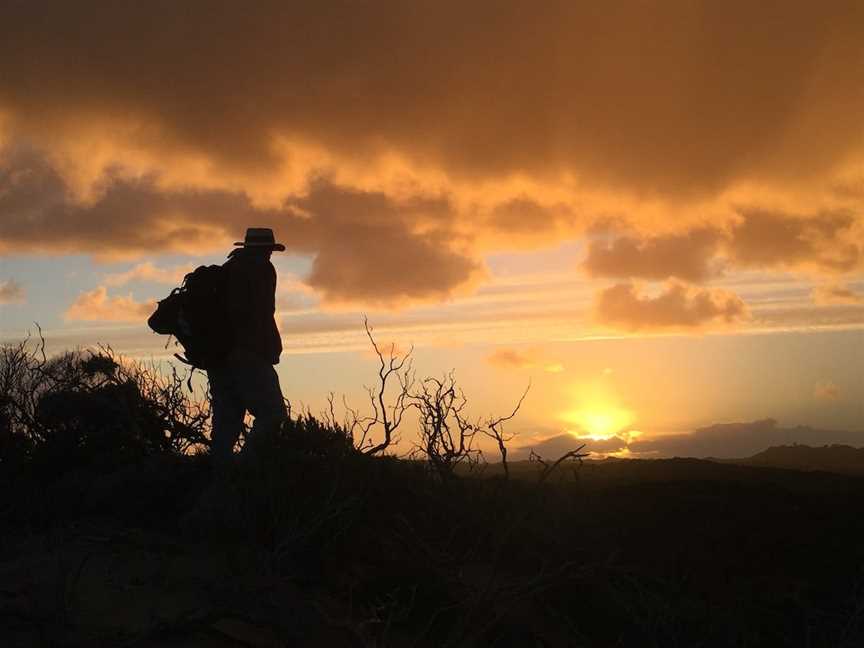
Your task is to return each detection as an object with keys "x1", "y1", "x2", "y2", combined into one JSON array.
[
  {"x1": 1, "y1": 254, "x2": 101, "y2": 333},
  {"x1": 0, "y1": 249, "x2": 316, "y2": 336}
]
